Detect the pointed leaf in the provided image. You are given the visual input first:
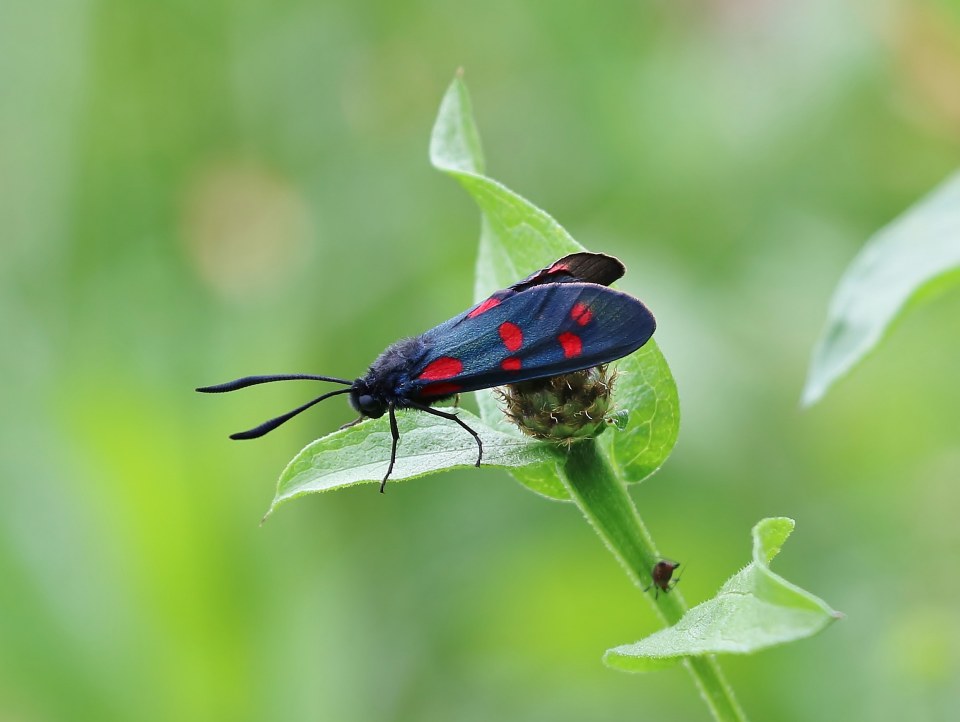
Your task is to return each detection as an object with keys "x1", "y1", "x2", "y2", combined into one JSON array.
[
  {"x1": 803, "y1": 171, "x2": 960, "y2": 405},
  {"x1": 604, "y1": 518, "x2": 842, "y2": 672}
]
